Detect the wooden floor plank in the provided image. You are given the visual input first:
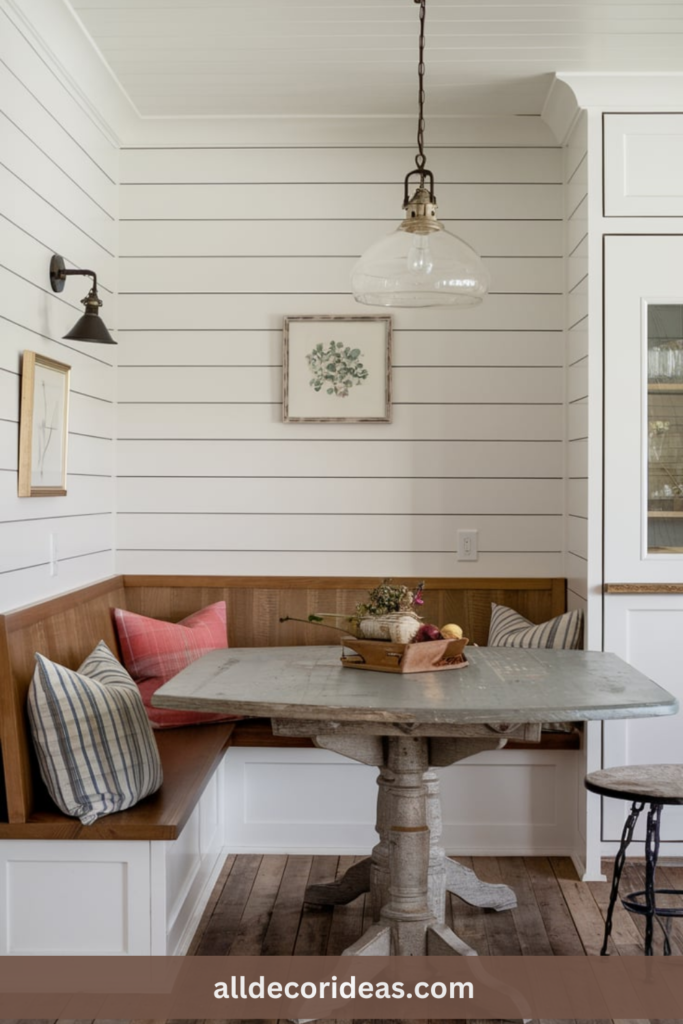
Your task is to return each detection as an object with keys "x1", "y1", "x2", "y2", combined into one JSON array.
[
  {"x1": 497, "y1": 856, "x2": 553, "y2": 955},
  {"x1": 186, "y1": 853, "x2": 236, "y2": 956},
  {"x1": 261, "y1": 855, "x2": 313, "y2": 956},
  {"x1": 228, "y1": 853, "x2": 288, "y2": 955},
  {"x1": 586, "y1": 858, "x2": 642, "y2": 952},
  {"x1": 552, "y1": 855, "x2": 616, "y2": 956},
  {"x1": 523, "y1": 856, "x2": 584, "y2": 955},
  {"x1": 472, "y1": 856, "x2": 523, "y2": 955},
  {"x1": 326, "y1": 855, "x2": 368, "y2": 956},
  {"x1": 194, "y1": 853, "x2": 262, "y2": 955},
  {"x1": 294, "y1": 854, "x2": 339, "y2": 955},
  {"x1": 448, "y1": 856, "x2": 490, "y2": 956}
]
